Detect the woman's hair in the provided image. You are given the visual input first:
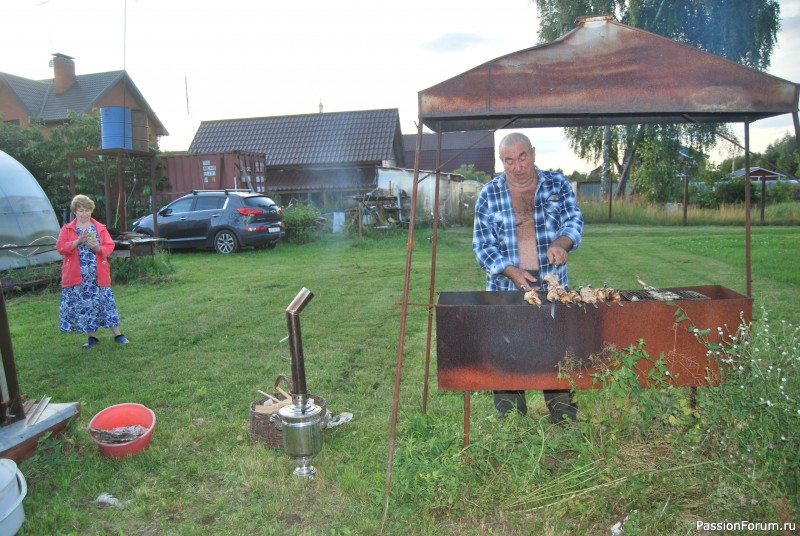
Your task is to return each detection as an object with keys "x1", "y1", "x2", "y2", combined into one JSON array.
[{"x1": 71, "y1": 194, "x2": 95, "y2": 212}]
